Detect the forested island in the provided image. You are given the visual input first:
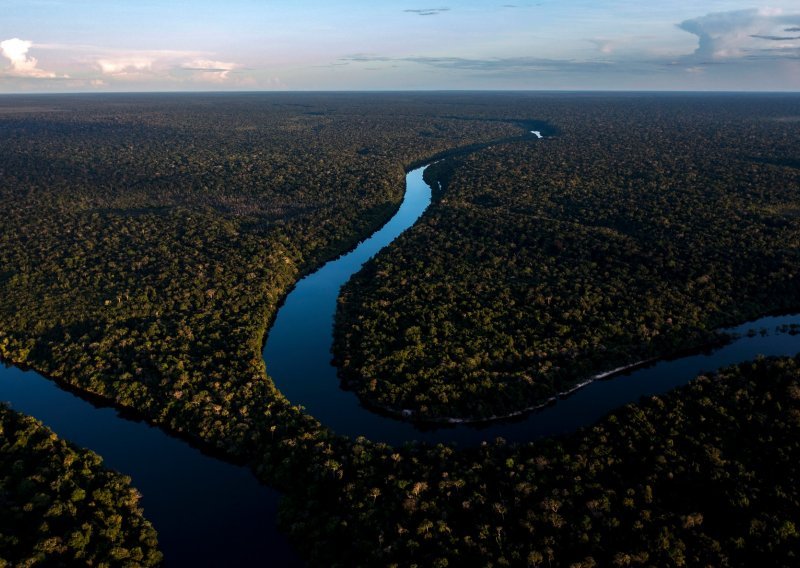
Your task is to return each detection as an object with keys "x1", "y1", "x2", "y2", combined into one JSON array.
[{"x1": 1, "y1": 92, "x2": 799, "y2": 566}]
